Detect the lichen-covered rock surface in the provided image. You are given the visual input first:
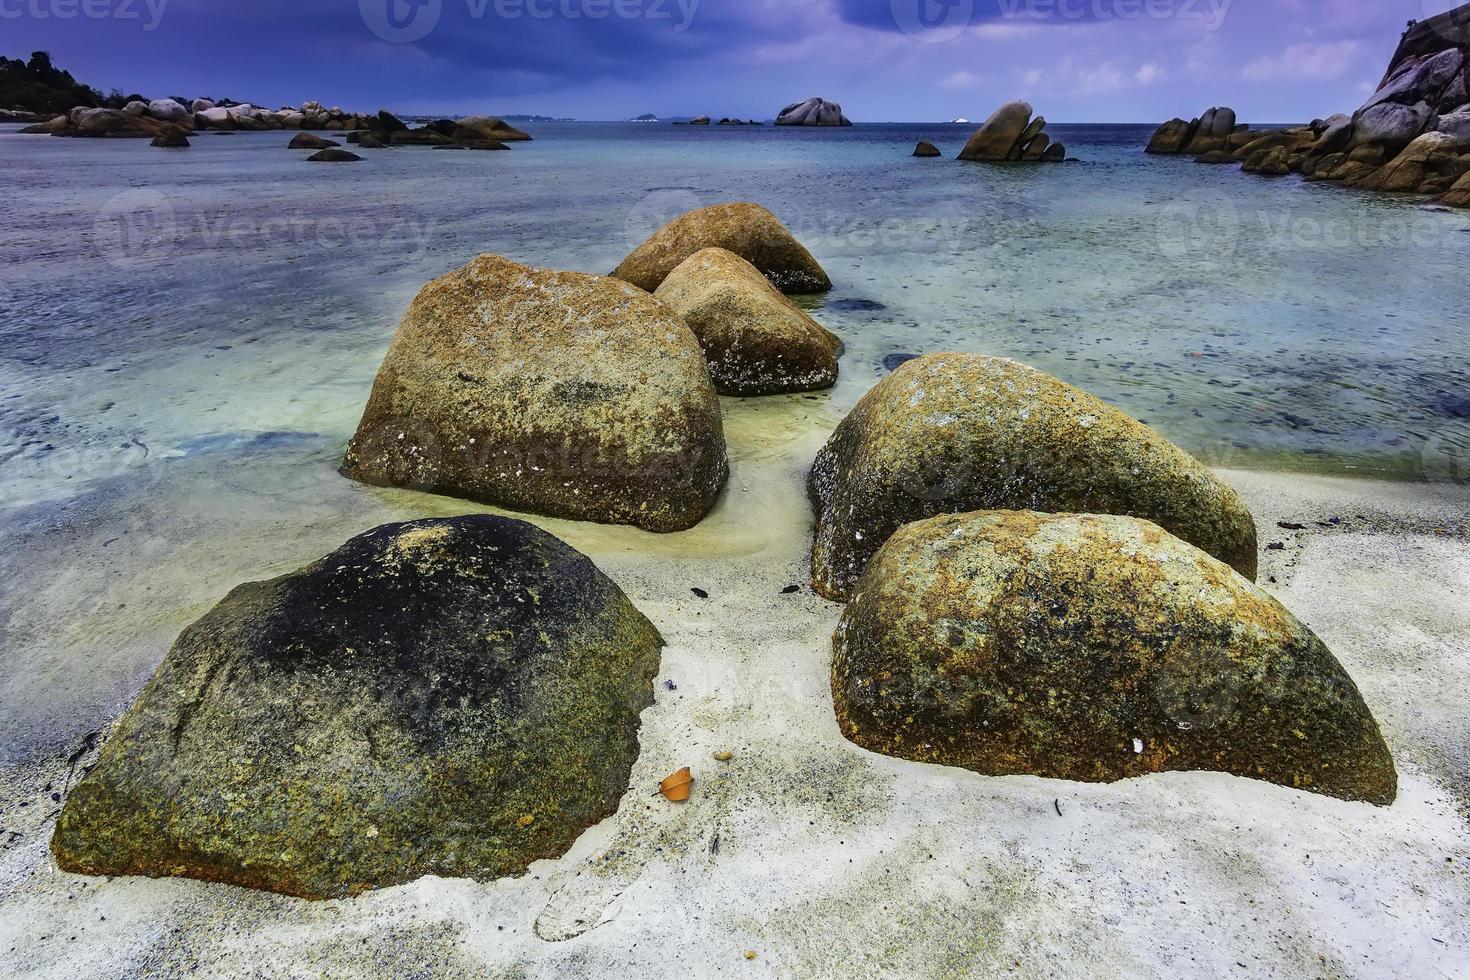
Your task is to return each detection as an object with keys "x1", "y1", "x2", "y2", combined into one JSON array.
[
  {"x1": 51, "y1": 516, "x2": 665, "y2": 899},
  {"x1": 342, "y1": 254, "x2": 728, "y2": 532},
  {"x1": 807, "y1": 354, "x2": 1258, "y2": 600},
  {"x1": 612, "y1": 202, "x2": 831, "y2": 294},
  {"x1": 832, "y1": 510, "x2": 1397, "y2": 806},
  {"x1": 654, "y1": 247, "x2": 841, "y2": 395}
]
